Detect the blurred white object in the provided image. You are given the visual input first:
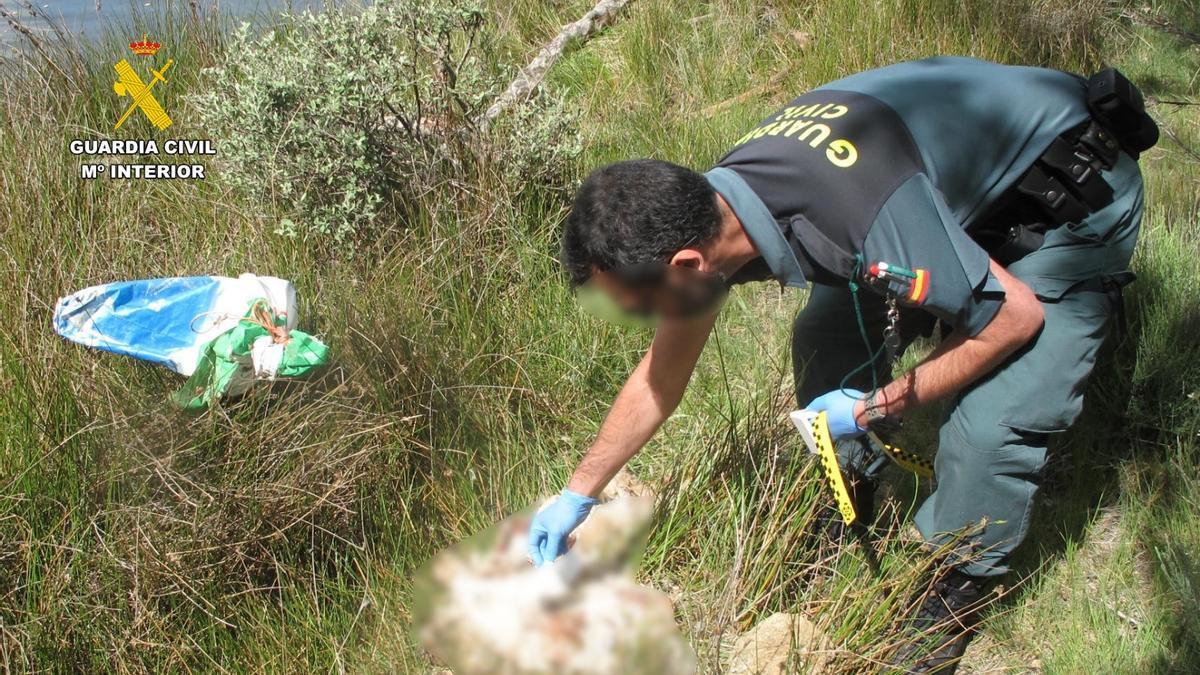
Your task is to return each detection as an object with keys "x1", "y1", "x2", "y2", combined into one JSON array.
[{"x1": 415, "y1": 495, "x2": 695, "y2": 675}]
